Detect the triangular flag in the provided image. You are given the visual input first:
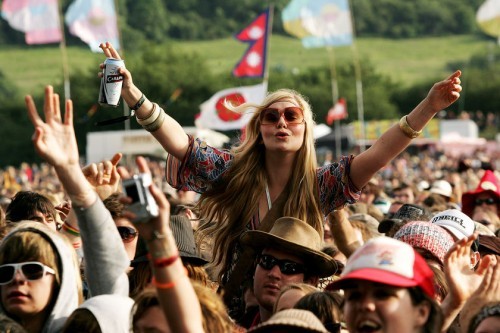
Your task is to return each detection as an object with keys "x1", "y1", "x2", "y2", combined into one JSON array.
[
  {"x1": 65, "y1": 0, "x2": 120, "y2": 52},
  {"x1": 197, "y1": 82, "x2": 268, "y2": 130},
  {"x1": 326, "y1": 98, "x2": 347, "y2": 125},
  {"x1": 232, "y1": 9, "x2": 270, "y2": 78}
]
